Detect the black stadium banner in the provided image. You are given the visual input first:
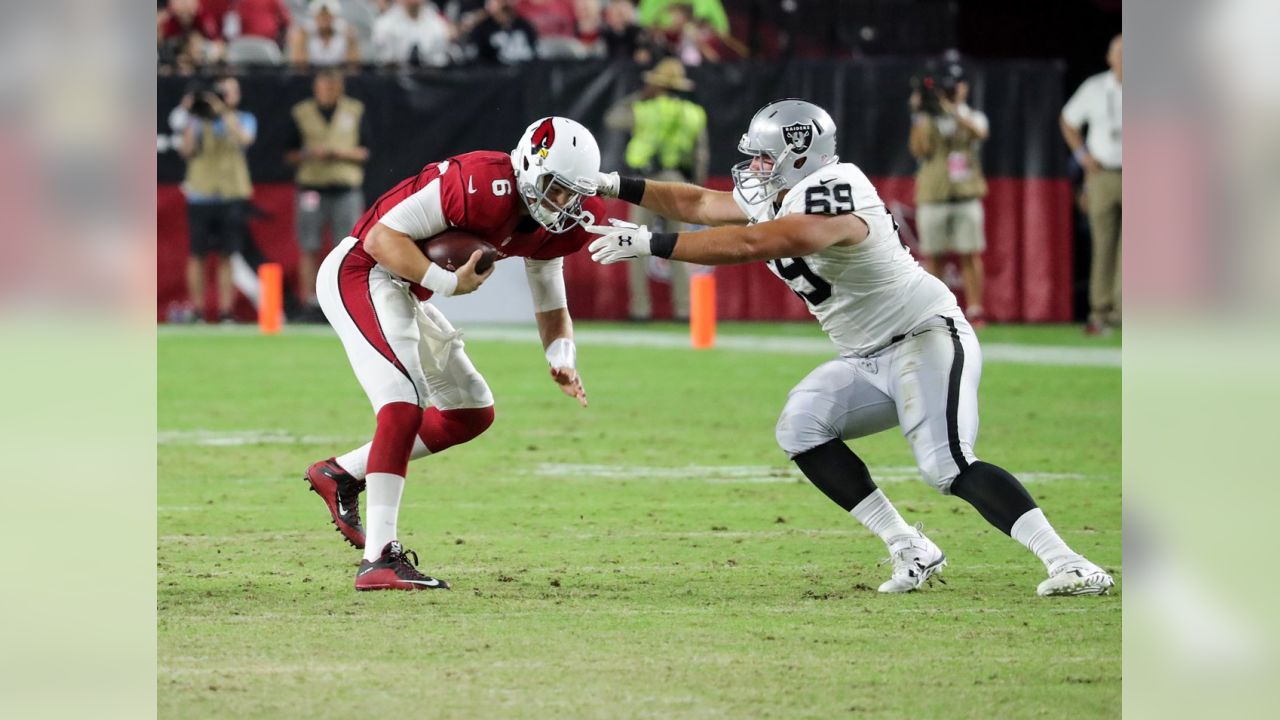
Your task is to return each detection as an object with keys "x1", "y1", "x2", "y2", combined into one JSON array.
[{"x1": 156, "y1": 59, "x2": 1068, "y2": 196}]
